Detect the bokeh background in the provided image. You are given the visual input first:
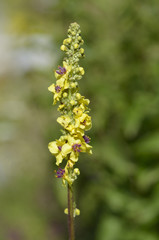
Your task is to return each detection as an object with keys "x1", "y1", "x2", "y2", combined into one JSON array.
[{"x1": 0, "y1": 0, "x2": 159, "y2": 239}]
